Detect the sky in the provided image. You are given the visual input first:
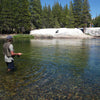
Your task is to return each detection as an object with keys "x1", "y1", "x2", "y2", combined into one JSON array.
[{"x1": 41, "y1": 0, "x2": 100, "y2": 19}]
